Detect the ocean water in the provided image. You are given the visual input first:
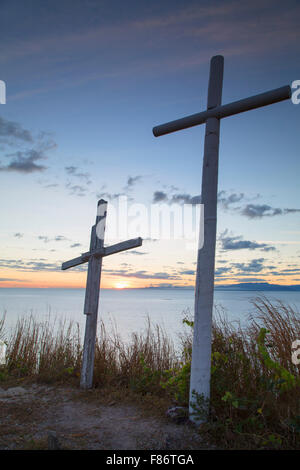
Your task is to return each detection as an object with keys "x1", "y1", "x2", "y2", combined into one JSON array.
[{"x1": 0, "y1": 288, "x2": 299, "y2": 346}]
